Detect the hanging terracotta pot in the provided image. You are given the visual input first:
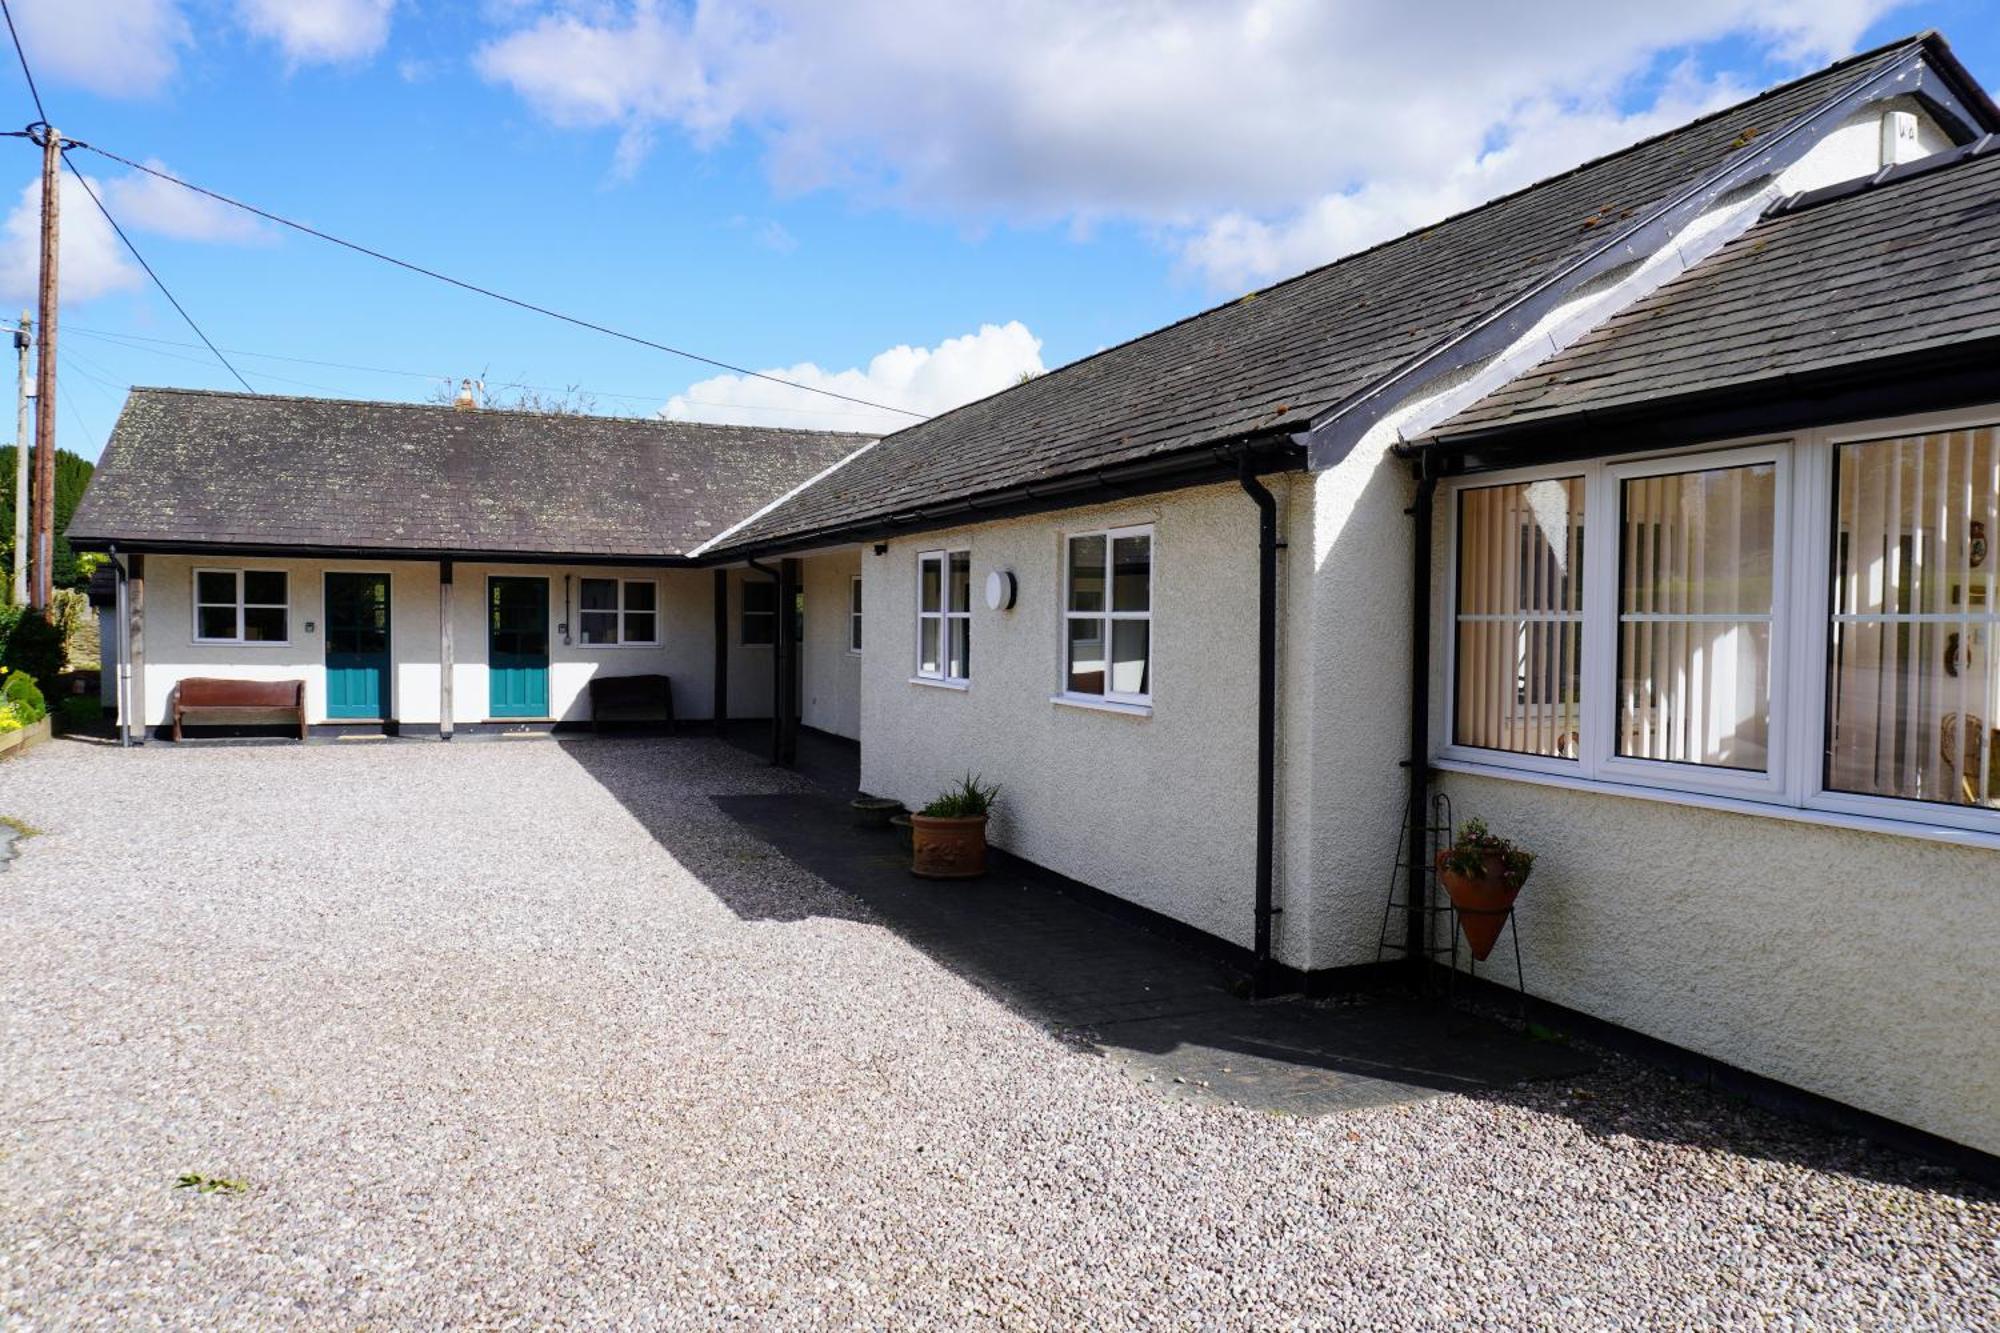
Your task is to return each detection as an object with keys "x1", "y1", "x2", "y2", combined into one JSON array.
[
  {"x1": 1436, "y1": 851, "x2": 1525, "y2": 961},
  {"x1": 910, "y1": 813, "x2": 989, "y2": 879}
]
